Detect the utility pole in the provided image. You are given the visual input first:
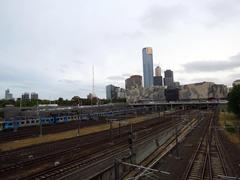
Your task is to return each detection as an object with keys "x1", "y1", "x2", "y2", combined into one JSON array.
[
  {"x1": 14, "y1": 98, "x2": 23, "y2": 132},
  {"x1": 109, "y1": 119, "x2": 113, "y2": 143},
  {"x1": 114, "y1": 159, "x2": 120, "y2": 180},
  {"x1": 173, "y1": 114, "x2": 179, "y2": 159},
  {"x1": 13, "y1": 117, "x2": 17, "y2": 132},
  {"x1": 118, "y1": 119, "x2": 121, "y2": 137},
  {"x1": 77, "y1": 101, "x2": 81, "y2": 136},
  {"x1": 159, "y1": 105, "x2": 161, "y2": 118},
  {"x1": 37, "y1": 101, "x2": 42, "y2": 136},
  {"x1": 128, "y1": 131, "x2": 133, "y2": 163}
]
